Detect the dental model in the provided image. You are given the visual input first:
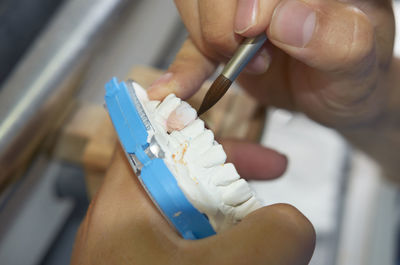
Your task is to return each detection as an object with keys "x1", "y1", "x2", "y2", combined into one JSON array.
[{"x1": 105, "y1": 78, "x2": 262, "y2": 239}]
